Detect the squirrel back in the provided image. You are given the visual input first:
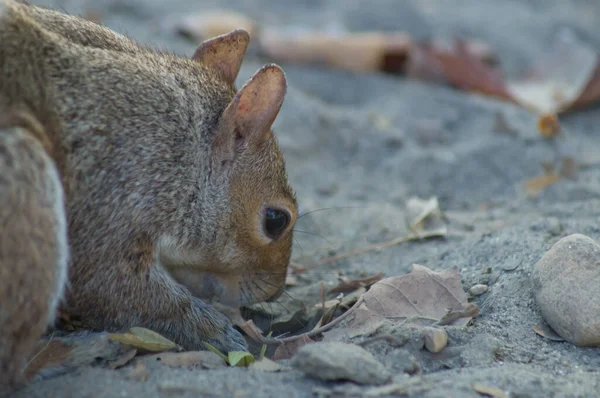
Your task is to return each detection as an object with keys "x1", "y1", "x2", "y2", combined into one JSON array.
[{"x1": 0, "y1": 0, "x2": 297, "y2": 392}]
